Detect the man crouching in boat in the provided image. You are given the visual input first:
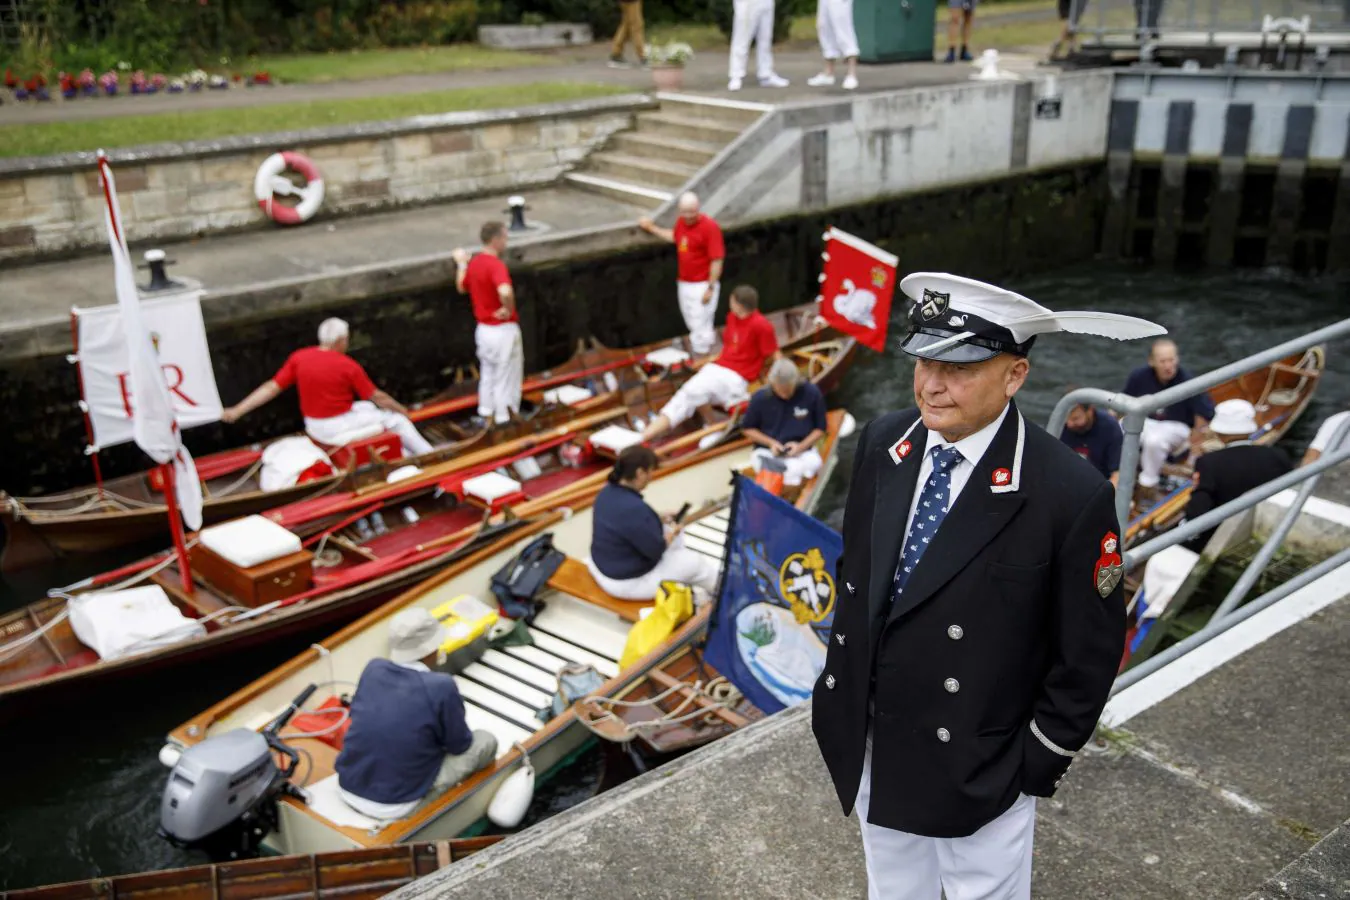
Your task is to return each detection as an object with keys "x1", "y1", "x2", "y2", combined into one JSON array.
[
  {"x1": 640, "y1": 284, "x2": 781, "y2": 442},
  {"x1": 221, "y1": 318, "x2": 434, "y2": 457},
  {"x1": 586, "y1": 446, "x2": 720, "y2": 603},
  {"x1": 335, "y1": 608, "x2": 498, "y2": 820},
  {"x1": 741, "y1": 357, "x2": 827, "y2": 493}
]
